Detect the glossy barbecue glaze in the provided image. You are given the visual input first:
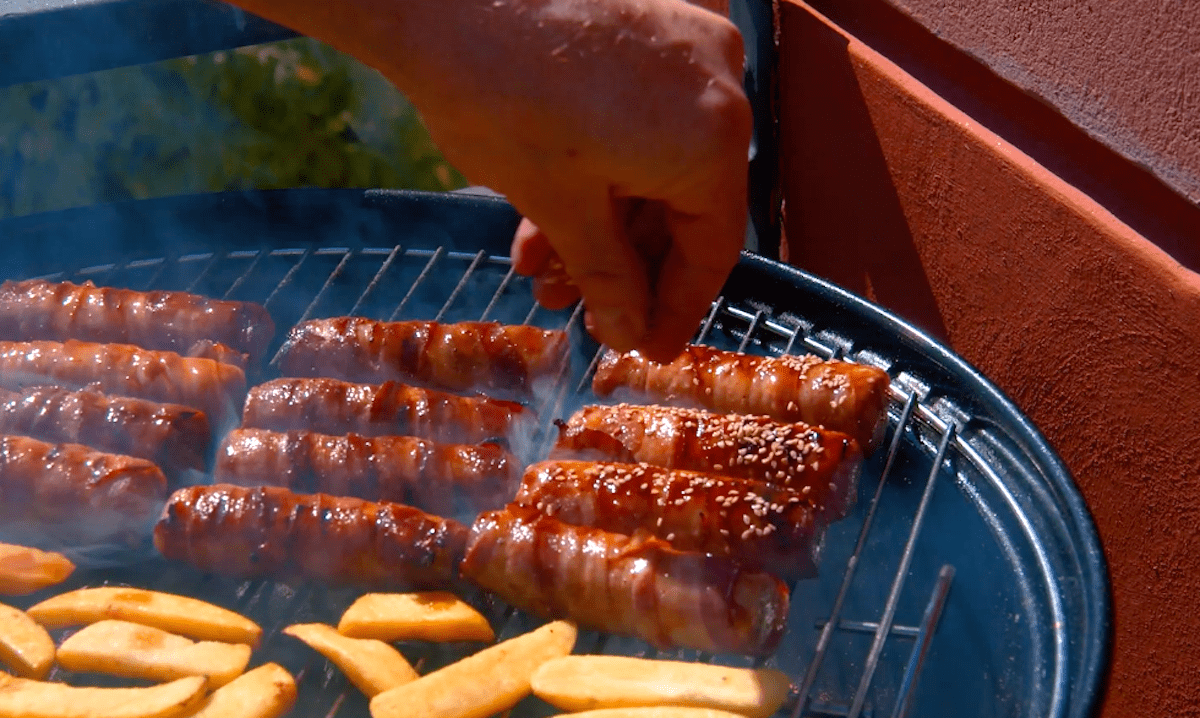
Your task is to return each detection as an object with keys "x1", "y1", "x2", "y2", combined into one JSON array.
[{"x1": 593, "y1": 346, "x2": 890, "y2": 452}]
